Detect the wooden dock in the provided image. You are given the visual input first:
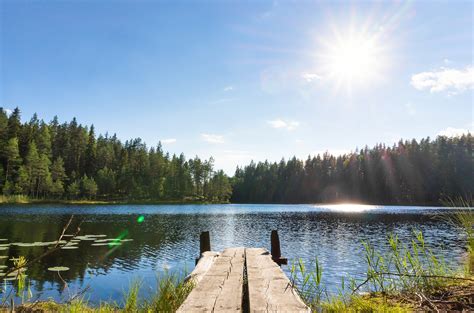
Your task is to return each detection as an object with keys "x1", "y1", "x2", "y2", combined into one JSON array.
[{"x1": 177, "y1": 231, "x2": 310, "y2": 312}]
